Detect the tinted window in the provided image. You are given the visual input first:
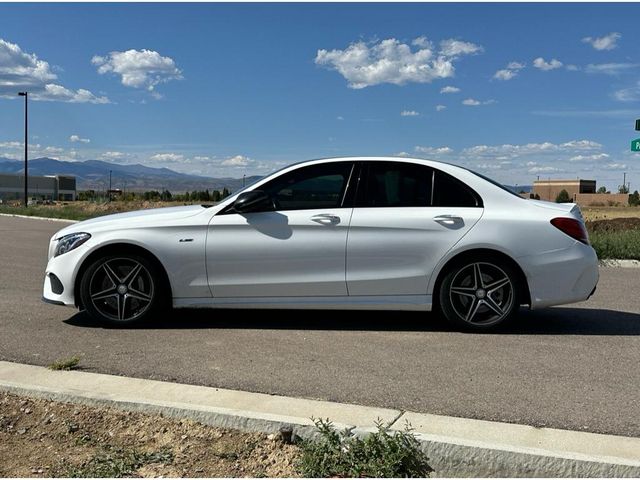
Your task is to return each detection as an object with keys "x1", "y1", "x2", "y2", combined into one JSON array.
[
  {"x1": 262, "y1": 162, "x2": 353, "y2": 211},
  {"x1": 432, "y1": 170, "x2": 481, "y2": 207},
  {"x1": 359, "y1": 162, "x2": 433, "y2": 207}
]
